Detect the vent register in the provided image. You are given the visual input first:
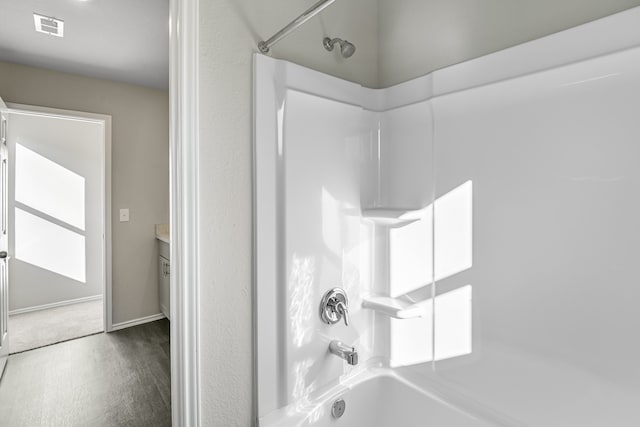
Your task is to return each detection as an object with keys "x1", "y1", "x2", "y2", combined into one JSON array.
[{"x1": 33, "y1": 13, "x2": 64, "y2": 37}]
